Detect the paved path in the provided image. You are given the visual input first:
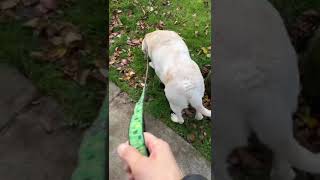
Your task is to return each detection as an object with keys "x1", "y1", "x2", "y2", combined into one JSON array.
[
  {"x1": 0, "y1": 64, "x2": 83, "y2": 180},
  {"x1": 109, "y1": 81, "x2": 212, "y2": 180}
]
